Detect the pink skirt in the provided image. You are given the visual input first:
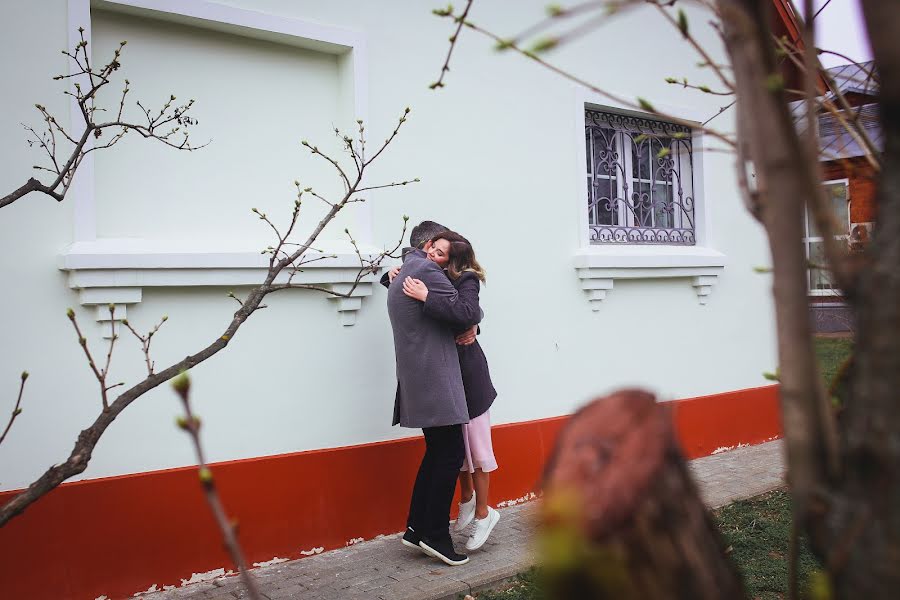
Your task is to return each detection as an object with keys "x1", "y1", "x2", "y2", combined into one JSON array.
[{"x1": 461, "y1": 410, "x2": 498, "y2": 473}]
